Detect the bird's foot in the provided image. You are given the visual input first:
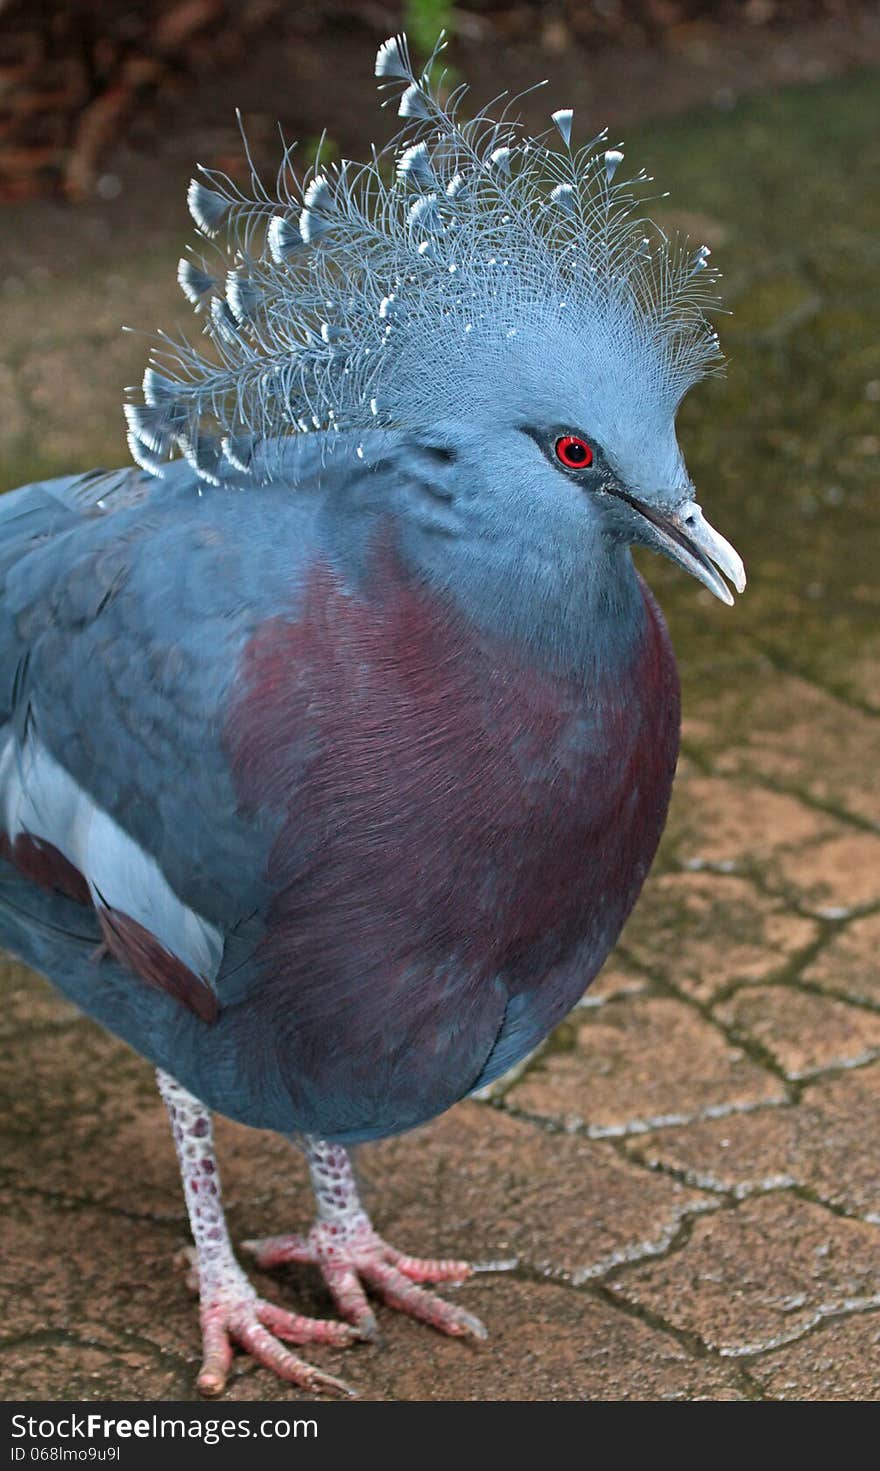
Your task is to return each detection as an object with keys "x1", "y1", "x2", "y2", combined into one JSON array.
[
  {"x1": 242, "y1": 1213, "x2": 487, "y2": 1344},
  {"x1": 178, "y1": 1246, "x2": 358, "y2": 1398}
]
